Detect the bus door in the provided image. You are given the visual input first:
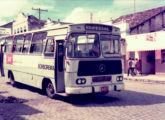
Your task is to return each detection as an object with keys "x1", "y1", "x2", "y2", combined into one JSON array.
[
  {"x1": 0, "y1": 44, "x2": 4, "y2": 76},
  {"x1": 55, "y1": 40, "x2": 65, "y2": 92}
]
